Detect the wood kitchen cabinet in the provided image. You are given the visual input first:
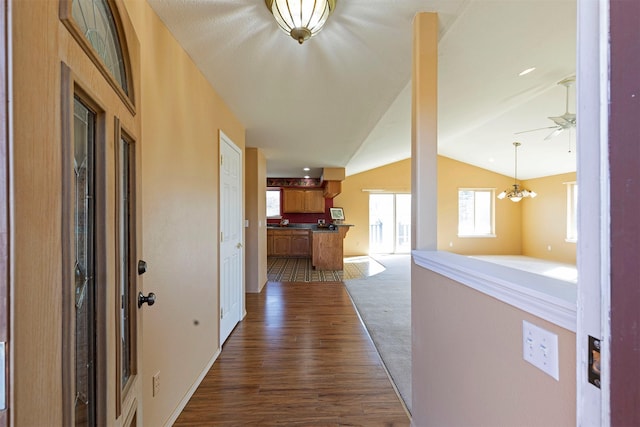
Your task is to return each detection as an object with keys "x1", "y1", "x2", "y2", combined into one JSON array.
[
  {"x1": 311, "y1": 231, "x2": 343, "y2": 270},
  {"x1": 267, "y1": 232, "x2": 274, "y2": 254},
  {"x1": 282, "y1": 188, "x2": 324, "y2": 213},
  {"x1": 323, "y1": 180, "x2": 342, "y2": 198},
  {"x1": 272, "y1": 233, "x2": 291, "y2": 256},
  {"x1": 267, "y1": 229, "x2": 310, "y2": 256},
  {"x1": 290, "y1": 233, "x2": 310, "y2": 255}
]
